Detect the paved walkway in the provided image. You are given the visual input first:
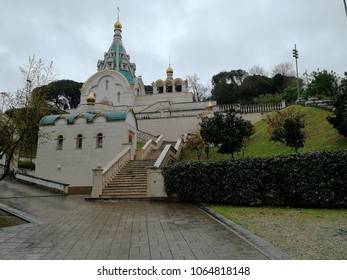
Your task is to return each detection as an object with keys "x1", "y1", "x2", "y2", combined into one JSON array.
[{"x1": 0, "y1": 180, "x2": 272, "y2": 260}]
